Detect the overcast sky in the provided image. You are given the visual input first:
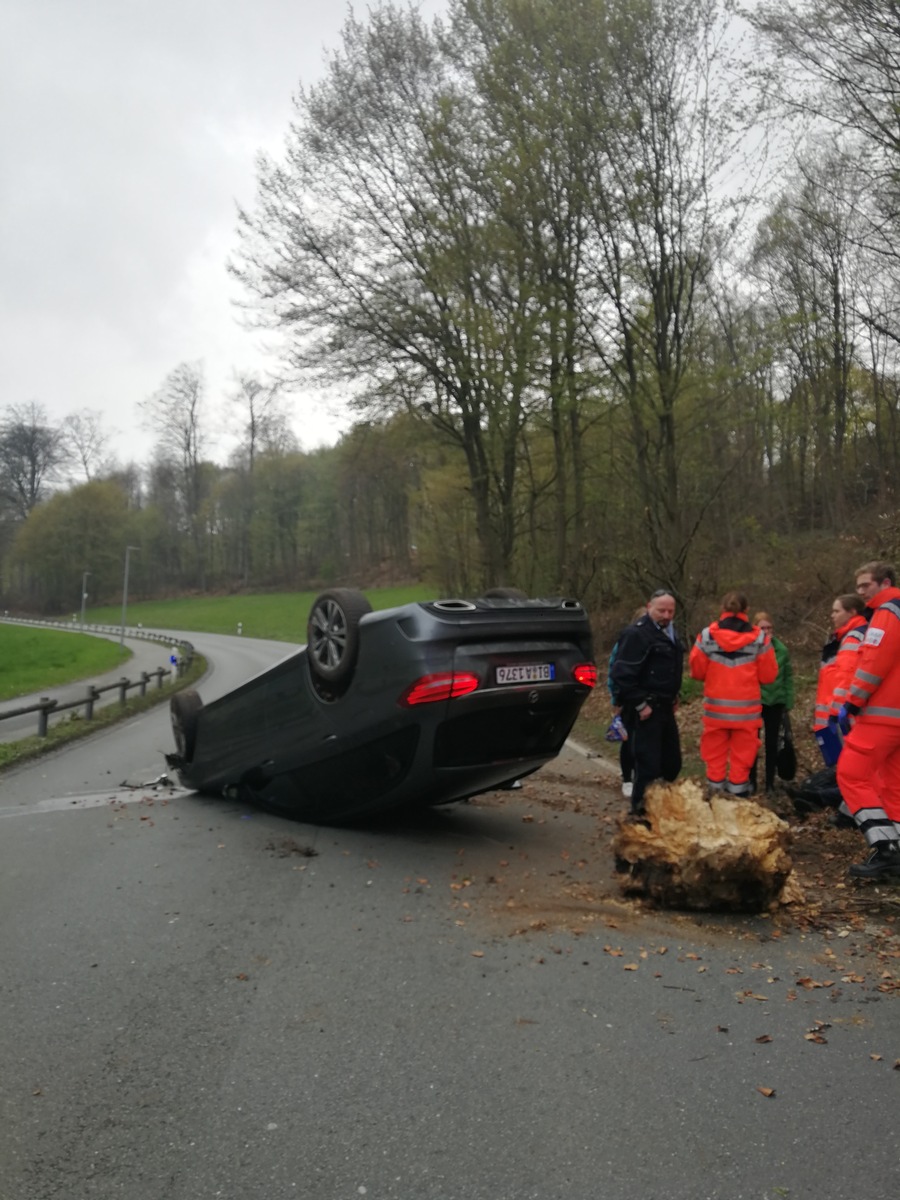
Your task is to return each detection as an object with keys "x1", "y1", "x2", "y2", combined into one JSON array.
[{"x1": 1, "y1": 0, "x2": 445, "y2": 468}]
